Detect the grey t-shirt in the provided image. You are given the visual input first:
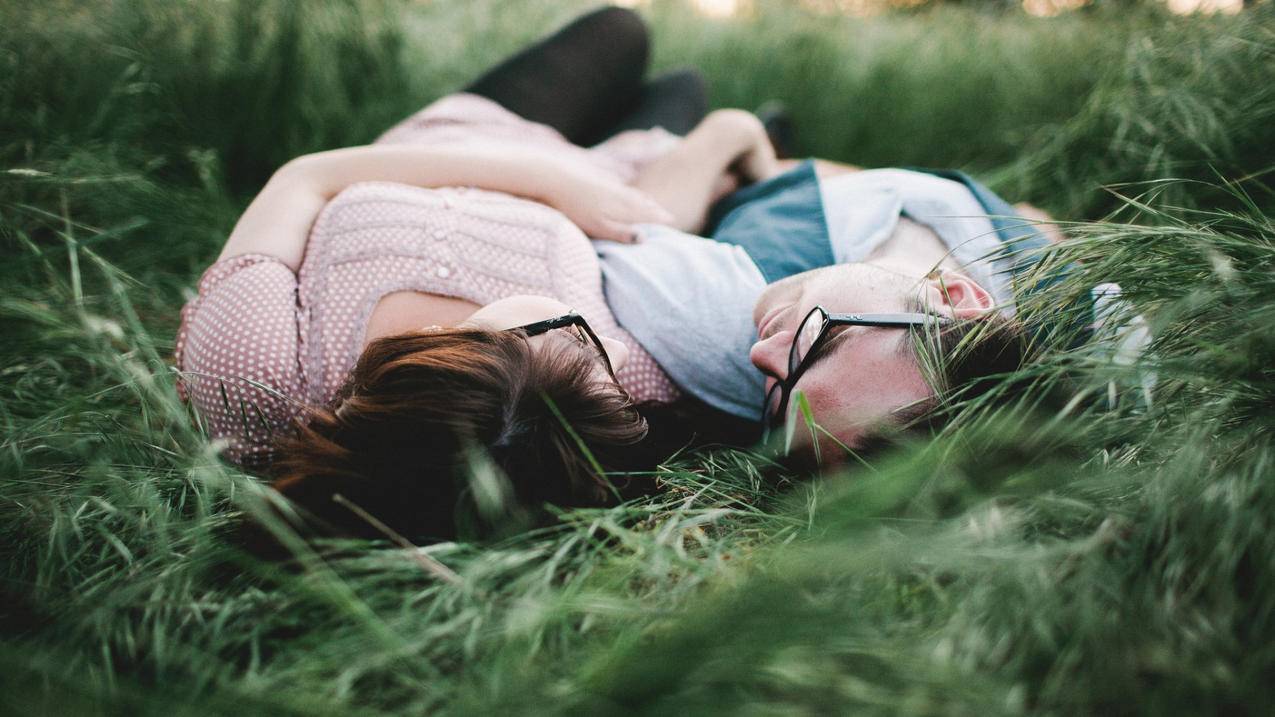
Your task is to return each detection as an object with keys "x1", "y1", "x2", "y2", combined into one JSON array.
[
  {"x1": 595, "y1": 226, "x2": 769, "y2": 419},
  {"x1": 596, "y1": 169, "x2": 1008, "y2": 421},
  {"x1": 819, "y1": 169, "x2": 1010, "y2": 313}
]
